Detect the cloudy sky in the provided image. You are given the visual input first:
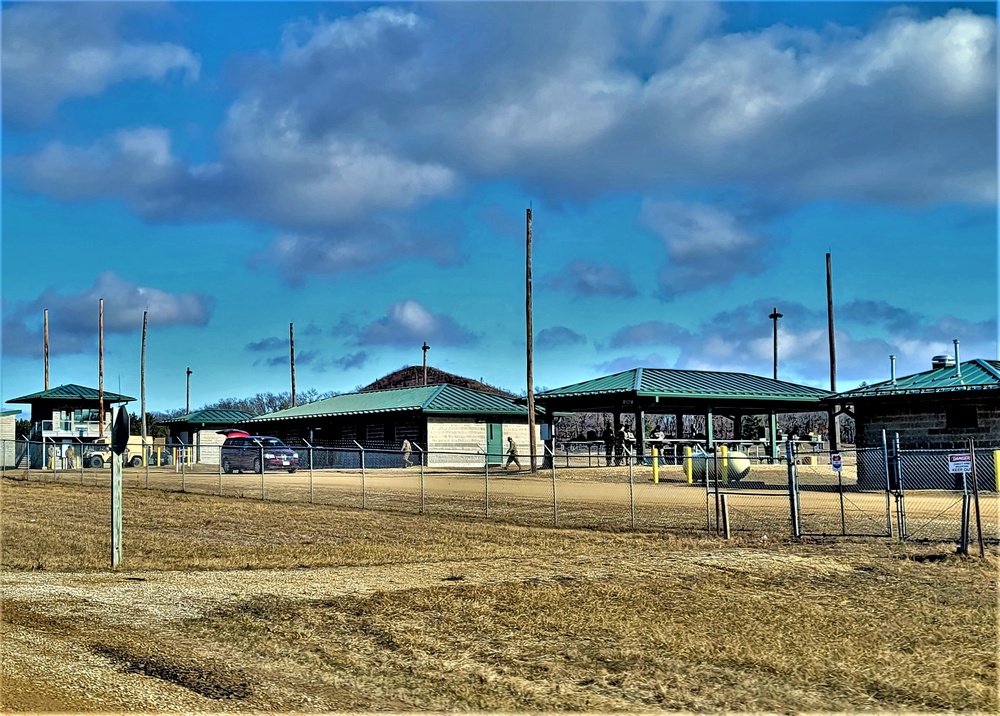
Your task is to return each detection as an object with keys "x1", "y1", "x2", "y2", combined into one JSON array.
[{"x1": 2, "y1": 1, "x2": 997, "y2": 415}]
